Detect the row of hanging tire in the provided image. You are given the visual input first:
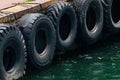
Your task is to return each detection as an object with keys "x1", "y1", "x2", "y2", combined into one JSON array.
[{"x1": 0, "y1": 0, "x2": 120, "y2": 80}]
